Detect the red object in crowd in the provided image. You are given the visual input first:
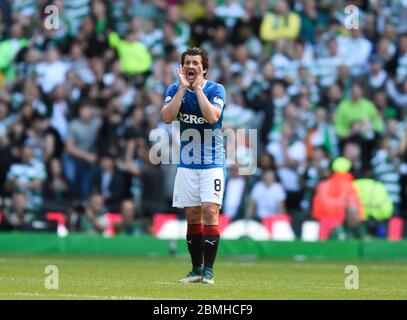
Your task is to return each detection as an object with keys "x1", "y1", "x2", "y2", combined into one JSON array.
[
  {"x1": 318, "y1": 217, "x2": 344, "y2": 240},
  {"x1": 262, "y1": 214, "x2": 292, "y2": 238},
  {"x1": 104, "y1": 213, "x2": 123, "y2": 237},
  {"x1": 151, "y1": 213, "x2": 178, "y2": 236},
  {"x1": 46, "y1": 212, "x2": 66, "y2": 226},
  {"x1": 388, "y1": 217, "x2": 404, "y2": 241},
  {"x1": 218, "y1": 214, "x2": 230, "y2": 233}
]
